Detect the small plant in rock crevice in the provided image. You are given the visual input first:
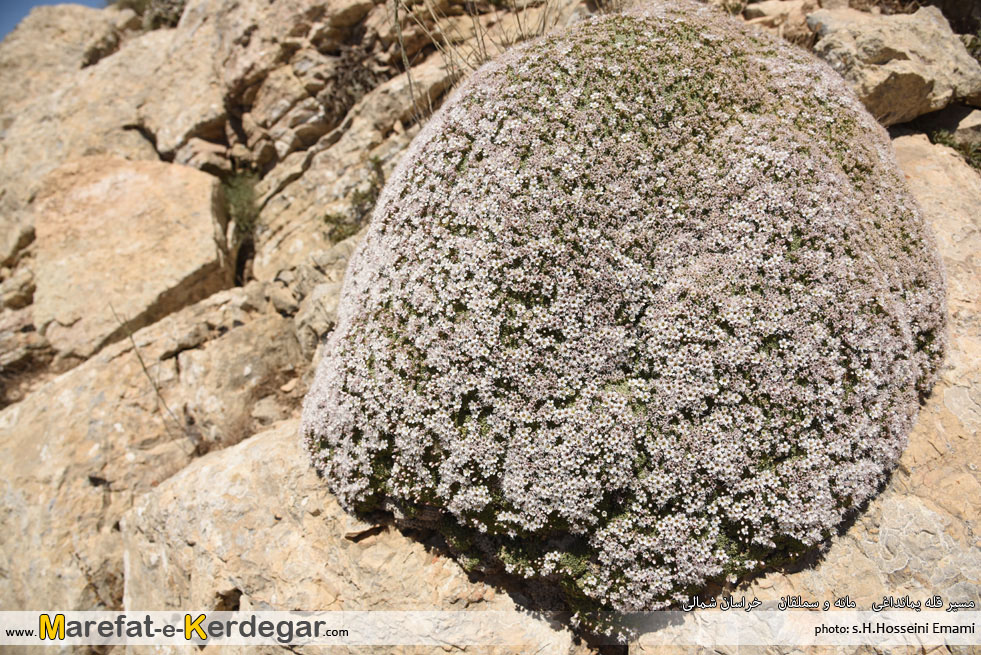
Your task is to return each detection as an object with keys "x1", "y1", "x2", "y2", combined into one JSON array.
[{"x1": 220, "y1": 169, "x2": 260, "y2": 284}]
